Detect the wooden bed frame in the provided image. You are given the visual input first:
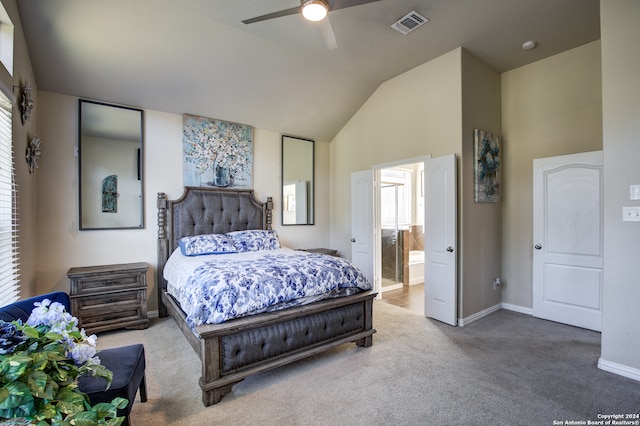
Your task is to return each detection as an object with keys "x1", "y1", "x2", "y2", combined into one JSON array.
[{"x1": 156, "y1": 187, "x2": 376, "y2": 406}]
